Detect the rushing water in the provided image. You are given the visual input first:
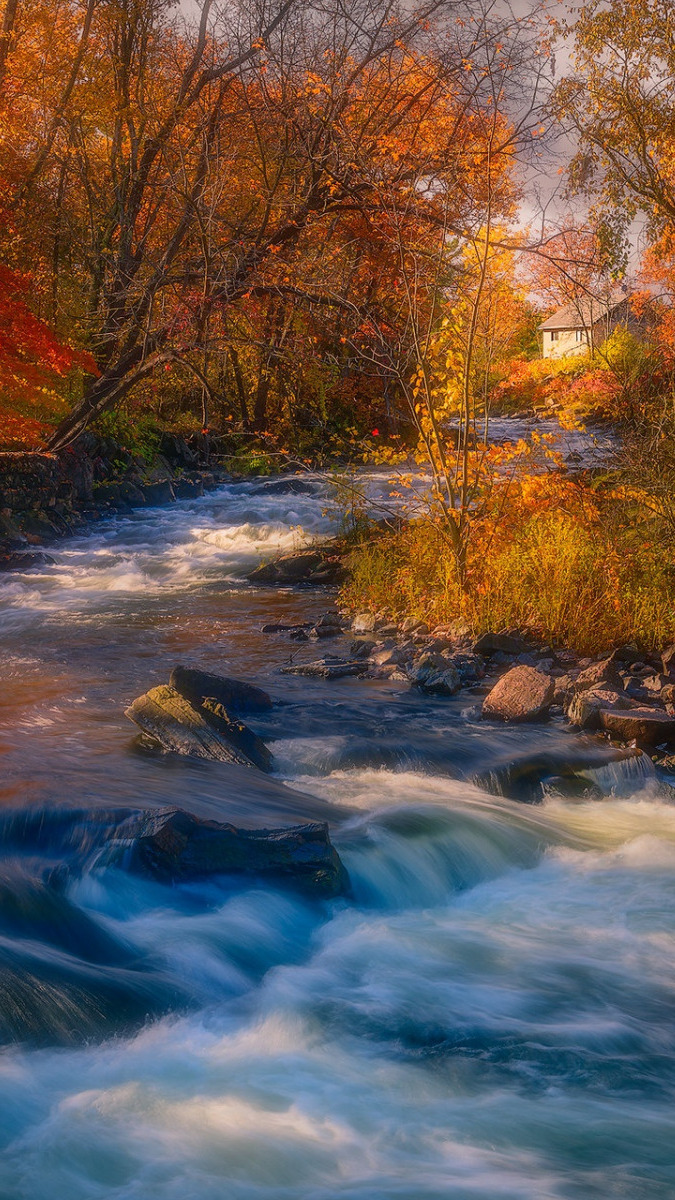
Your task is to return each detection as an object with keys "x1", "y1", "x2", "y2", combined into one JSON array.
[{"x1": 0, "y1": 467, "x2": 674, "y2": 1200}]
